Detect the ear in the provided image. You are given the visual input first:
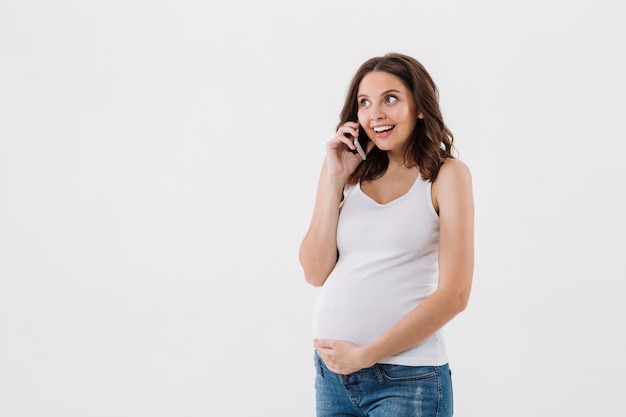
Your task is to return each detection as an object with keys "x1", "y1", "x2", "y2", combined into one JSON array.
[{"x1": 418, "y1": 111, "x2": 424, "y2": 119}]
